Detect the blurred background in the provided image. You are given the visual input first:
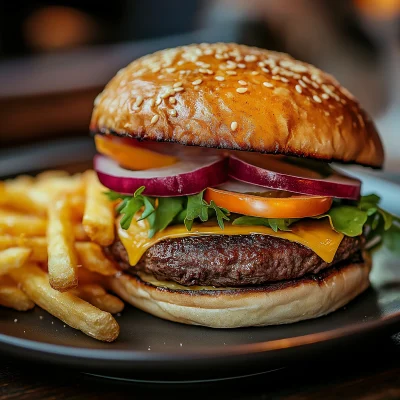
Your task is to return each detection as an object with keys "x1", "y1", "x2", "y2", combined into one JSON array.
[{"x1": 0, "y1": 0, "x2": 399, "y2": 175}]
